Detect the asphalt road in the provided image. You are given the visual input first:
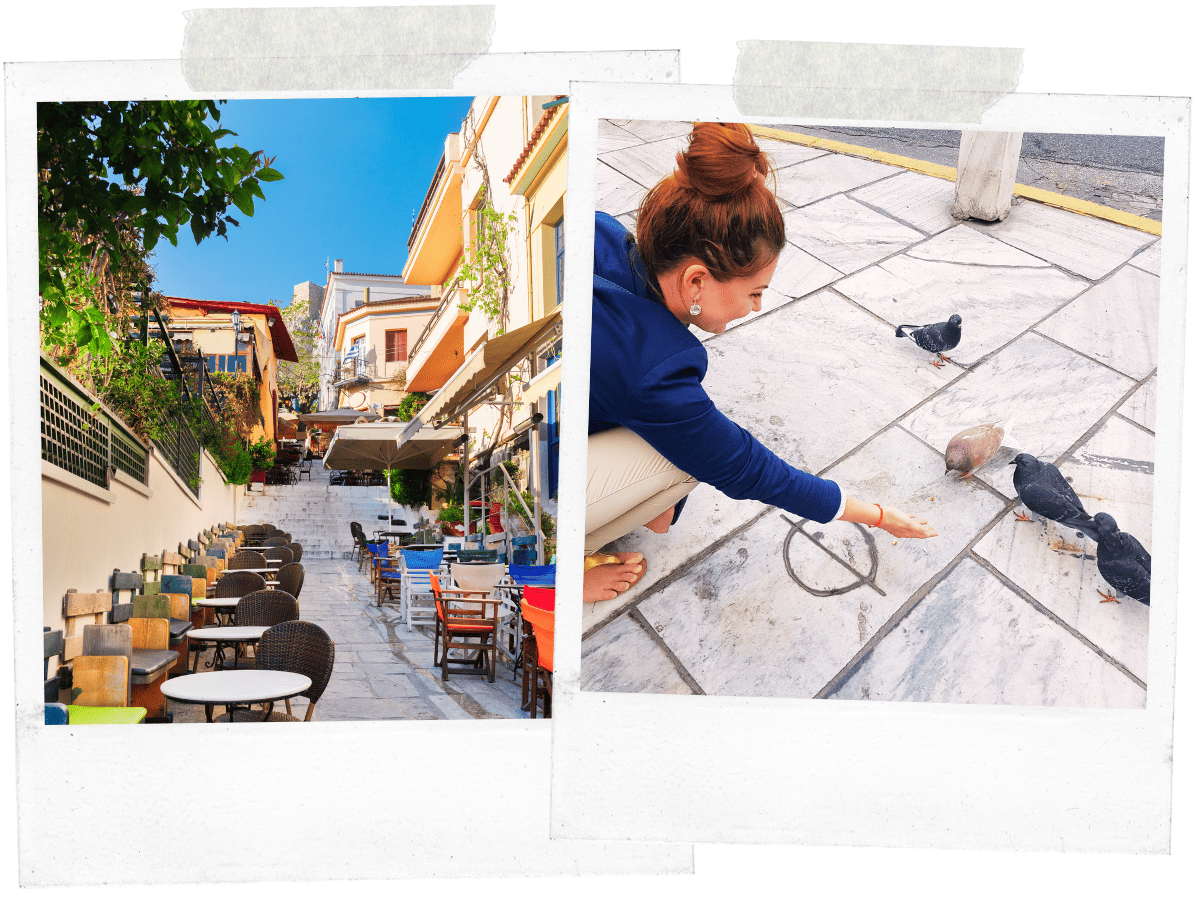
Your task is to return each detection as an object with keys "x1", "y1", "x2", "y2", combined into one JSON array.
[{"x1": 770, "y1": 125, "x2": 1165, "y2": 221}]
